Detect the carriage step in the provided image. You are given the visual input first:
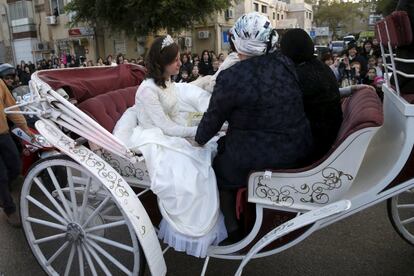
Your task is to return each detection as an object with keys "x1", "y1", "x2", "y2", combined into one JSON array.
[{"x1": 235, "y1": 200, "x2": 351, "y2": 276}]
